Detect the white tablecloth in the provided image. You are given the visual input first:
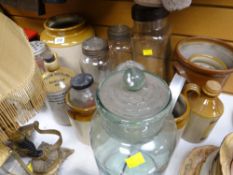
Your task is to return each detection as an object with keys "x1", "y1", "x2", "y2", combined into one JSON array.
[{"x1": 30, "y1": 93, "x2": 233, "y2": 175}]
